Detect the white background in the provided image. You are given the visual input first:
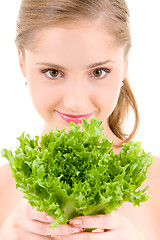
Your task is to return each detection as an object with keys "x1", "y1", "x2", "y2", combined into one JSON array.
[{"x1": 0, "y1": 0, "x2": 160, "y2": 166}]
